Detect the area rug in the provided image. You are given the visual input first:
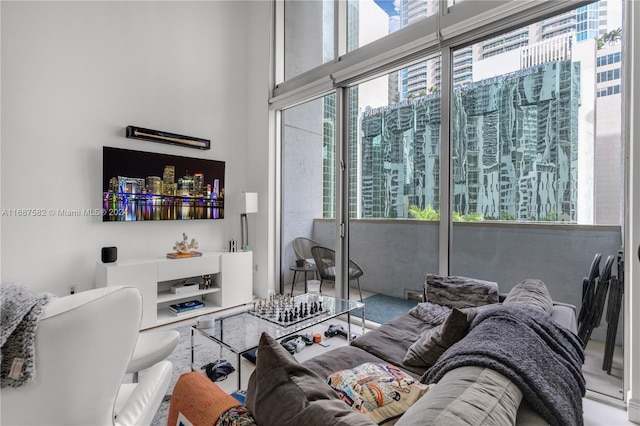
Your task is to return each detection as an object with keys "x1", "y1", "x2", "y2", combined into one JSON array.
[{"x1": 352, "y1": 293, "x2": 418, "y2": 324}]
